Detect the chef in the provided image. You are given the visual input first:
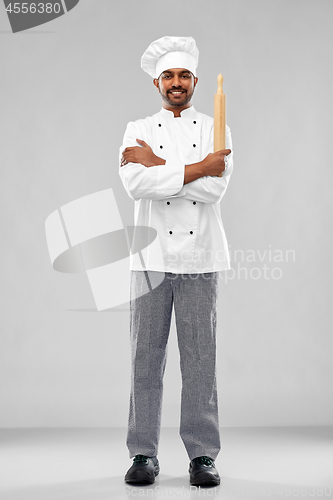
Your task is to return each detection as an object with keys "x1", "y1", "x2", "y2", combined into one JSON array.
[{"x1": 119, "y1": 36, "x2": 233, "y2": 487}]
